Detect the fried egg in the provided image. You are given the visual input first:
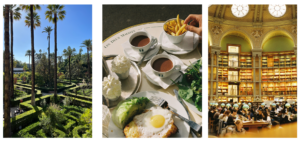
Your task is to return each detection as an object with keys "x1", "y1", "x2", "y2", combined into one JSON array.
[{"x1": 132, "y1": 107, "x2": 174, "y2": 138}]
